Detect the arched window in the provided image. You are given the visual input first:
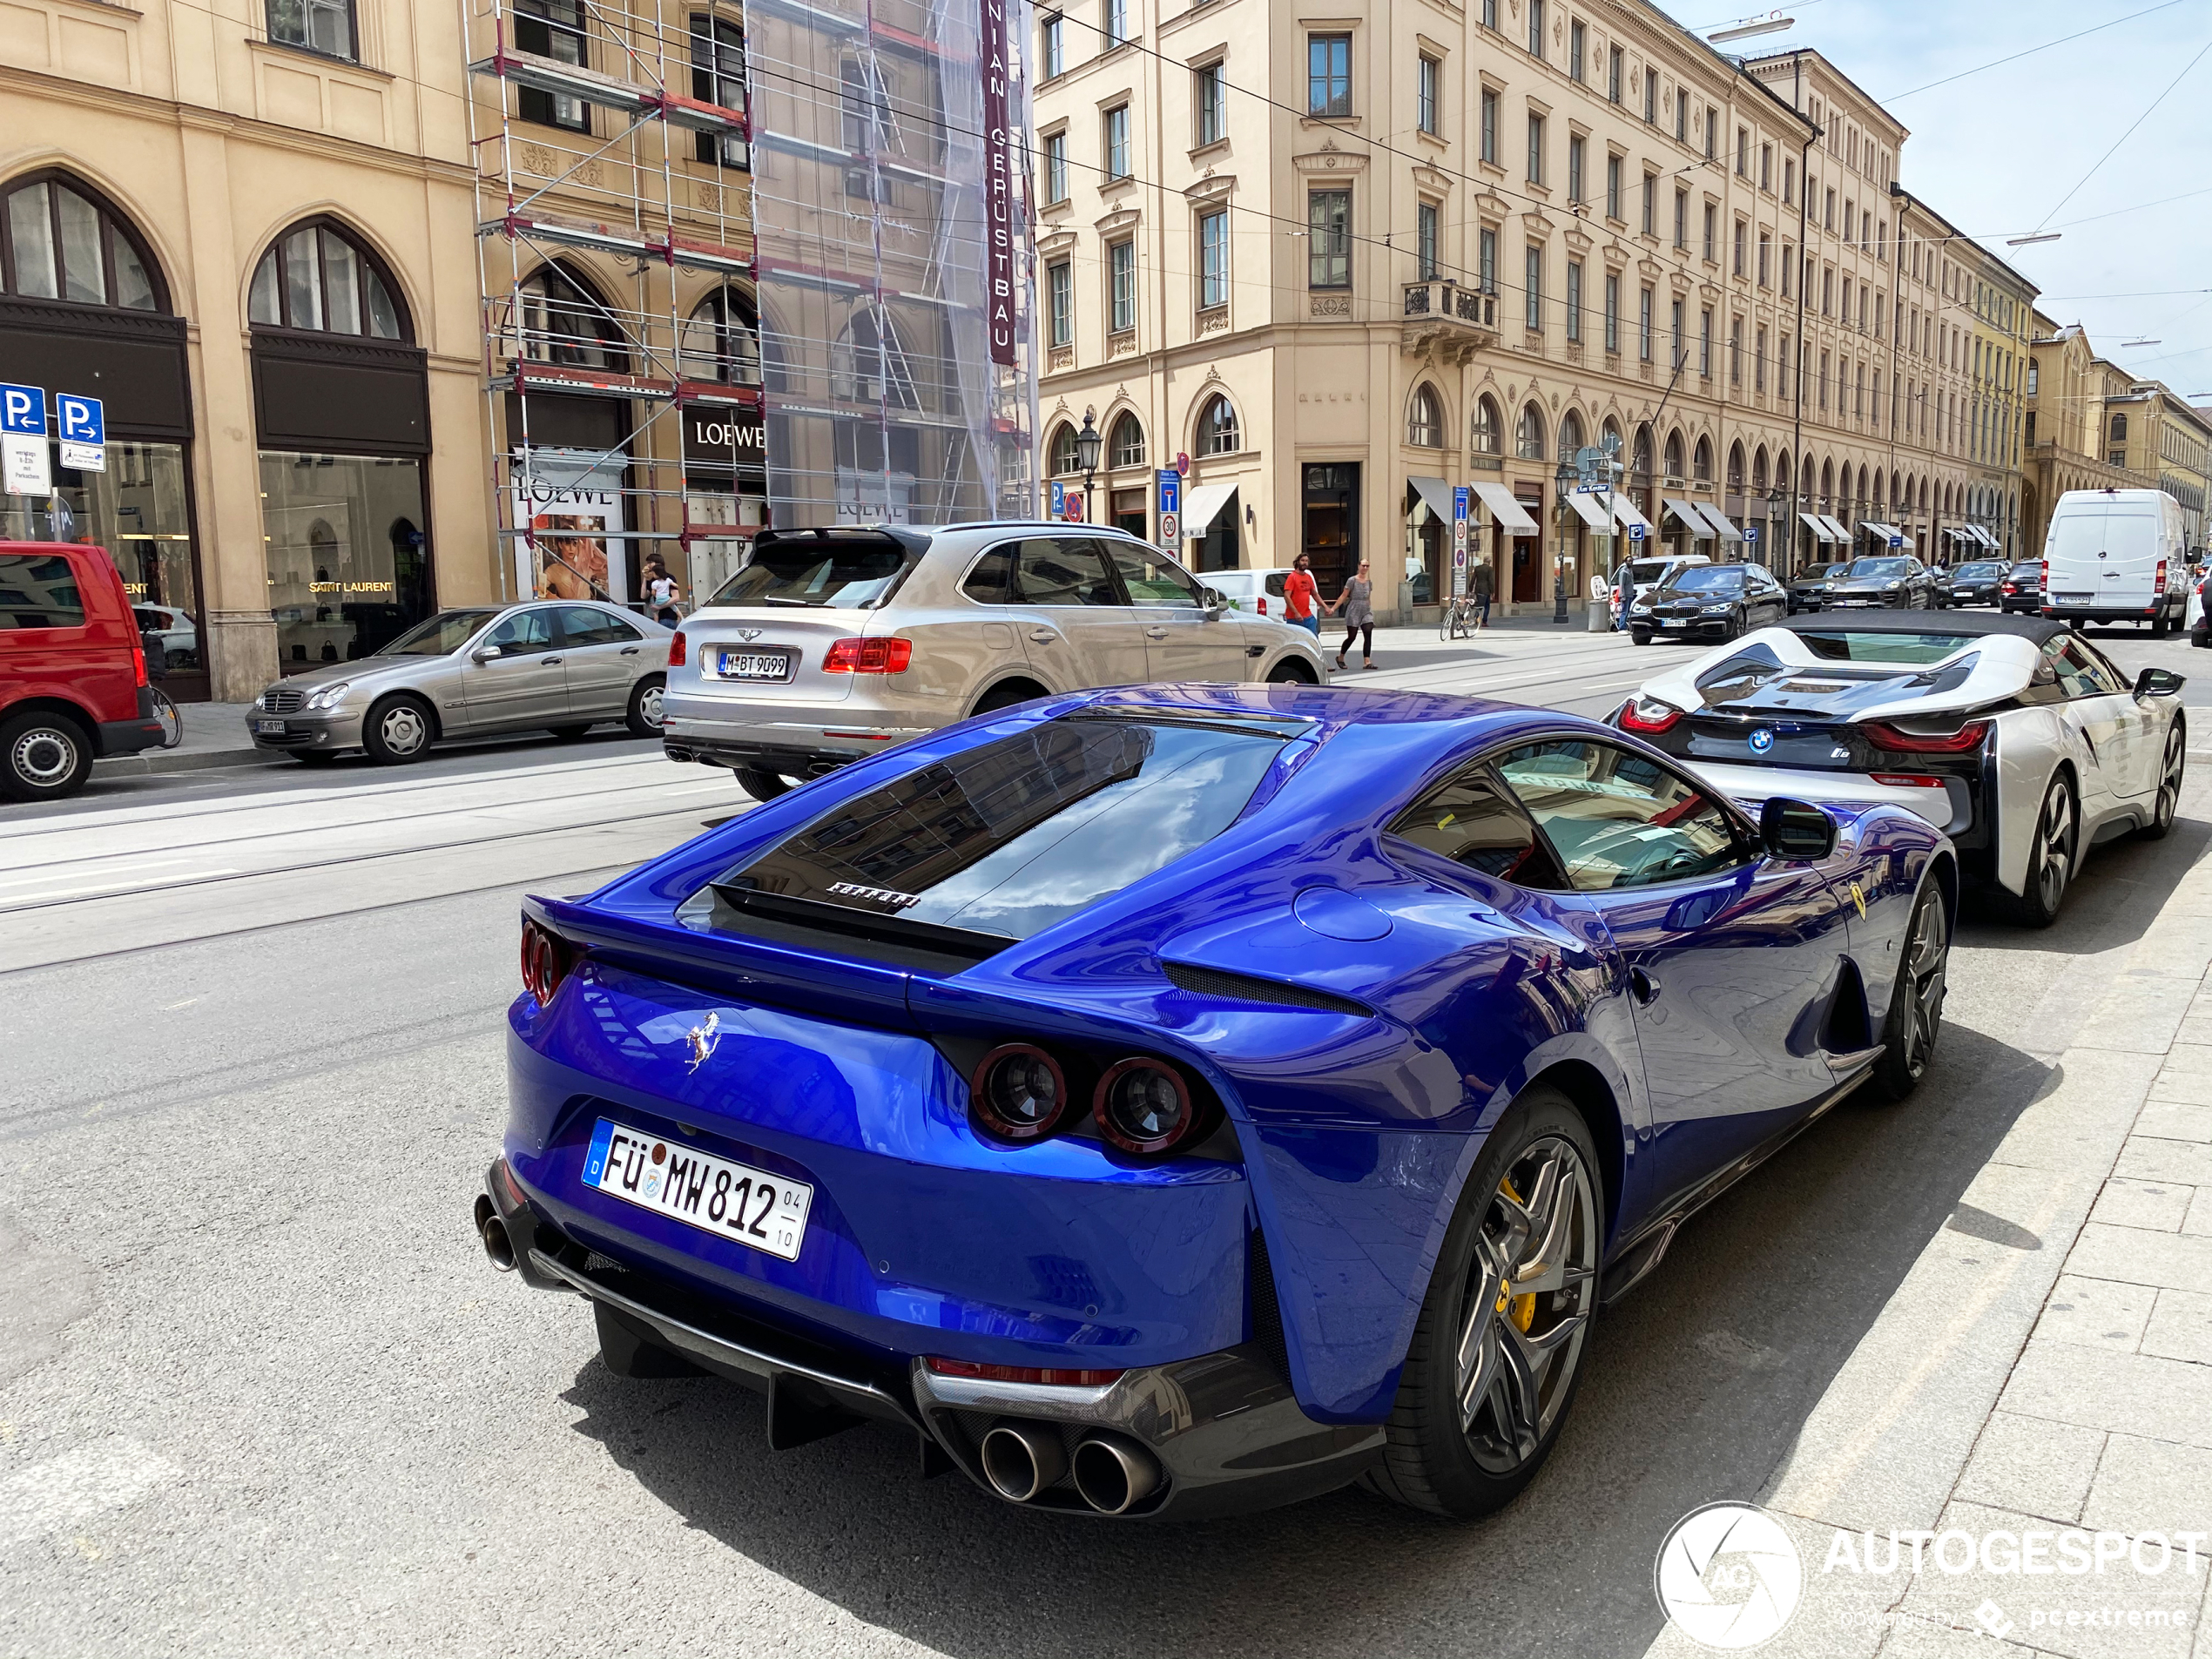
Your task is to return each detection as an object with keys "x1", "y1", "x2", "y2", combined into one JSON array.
[
  {"x1": 1197, "y1": 393, "x2": 1239, "y2": 455},
  {"x1": 1751, "y1": 446, "x2": 1770, "y2": 494},
  {"x1": 1472, "y1": 396, "x2": 1502, "y2": 455},
  {"x1": 1516, "y1": 403, "x2": 1546, "y2": 460},
  {"x1": 1819, "y1": 459, "x2": 1834, "y2": 508},
  {"x1": 1047, "y1": 421, "x2": 1081, "y2": 475},
  {"x1": 1663, "y1": 429, "x2": 1685, "y2": 481},
  {"x1": 1800, "y1": 455, "x2": 1815, "y2": 498},
  {"x1": 1407, "y1": 385, "x2": 1444, "y2": 448},
  {"x1": 1109, "y1": 411, "x2": 1146, "y2": 469},
  {"x1": 678, "y1": 289, "x2": 760, "y2": 385},
  {"x1": 0, "y1": 172, "x2": 165, "y2": 311},
  {"x1": 1692, "y1": 435, "x2": 1713, "y2": 482},
  {"x1": 1558, "y1": 409, "x2": 1585, "y2": 459},
  {"x1": 508, "y1": 263, "x2": 621, "y2": 368},
  {"x1": 2110, "y1": 413, "x2": 2128, "y2": 442},
  {"x1": 832, "y1": 306, "x2": 920, "y2": 408},
  {"x1": 250, "y1": 218, "x2": 408, "y2": 338},
  {"x1": 1602, "y1": 418, "x2": 1623, "y2": 458},
  {"x1": 1632, "y1": 424, "x2": 1654, "y2": 481},
  {"x1": 1727, "y1": 442, "x2": 1745, "y2": 491}
]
